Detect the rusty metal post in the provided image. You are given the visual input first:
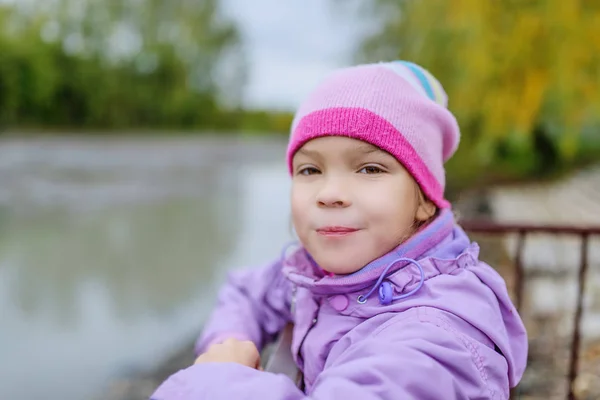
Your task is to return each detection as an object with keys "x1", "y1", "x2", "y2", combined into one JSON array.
[
  {"x1": 510, "y1": 232, "x2": 526, "y2": 400},
  {"x1": 514, "y1": 230, "x2": 526, "y2": 311},
  {"x1": 264, "y1": 322, "x2": 303, "y2": 387},
  {"x1": 567, "y1": 233, "x2": 590, "y2": 400}
]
